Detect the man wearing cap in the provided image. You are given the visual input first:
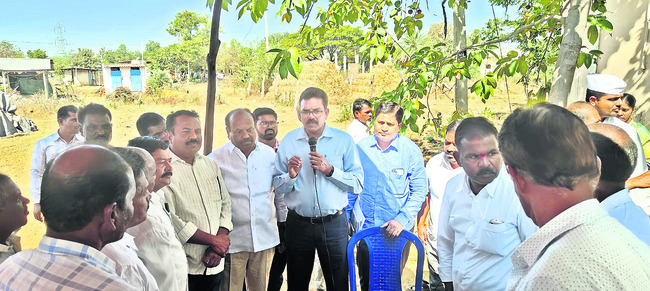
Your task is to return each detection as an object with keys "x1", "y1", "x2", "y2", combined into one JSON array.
[{"x1": 586, "y1": 74, "x2": 647, "y2": 177}]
